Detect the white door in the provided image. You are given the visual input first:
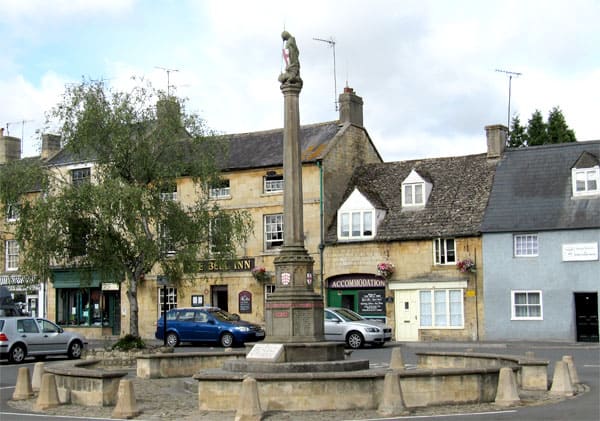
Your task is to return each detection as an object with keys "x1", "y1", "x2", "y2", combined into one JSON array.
[{"x1": 394, "y1": 290, "x2": 419, "y2": 341}]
